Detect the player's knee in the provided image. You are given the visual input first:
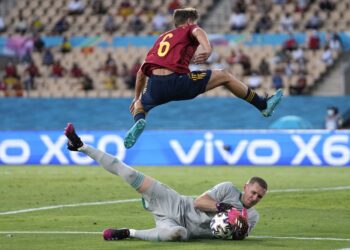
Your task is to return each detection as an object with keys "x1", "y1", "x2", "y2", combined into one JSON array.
[
  {"x1": 212, "y1": 69, "x2": 232, "y2": 83},
  {"x1": 169, "y1": 227, "x2": 188, "y2": 241},
  {"x1": 160, "y1": 226, "x2": 188, "y2": 241},
  {"x1": 134, "y1": 99, "x2": 144, "y2": 110},
  {"x1": 132, "y1": 100, "x2": 146, "y2": 116},
  {"x1": 220, "y1": 69, "x2": 233, "y2": 81}
]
